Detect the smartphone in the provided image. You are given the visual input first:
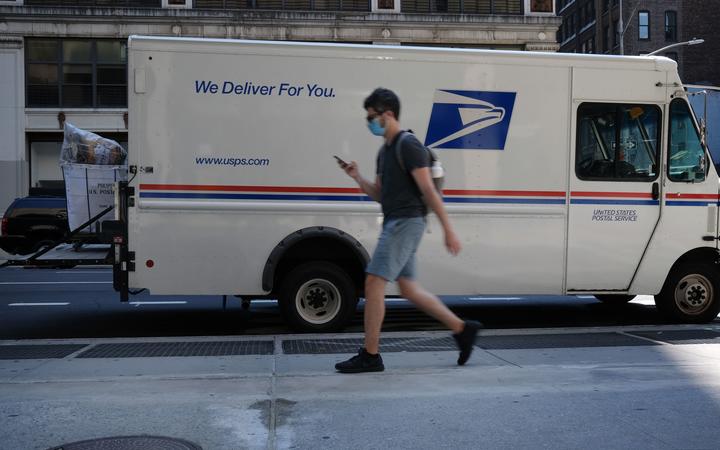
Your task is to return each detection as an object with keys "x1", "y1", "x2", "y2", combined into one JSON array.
[{"x1": 334, "y1": 155, "x2": 348, "y2": 167}]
